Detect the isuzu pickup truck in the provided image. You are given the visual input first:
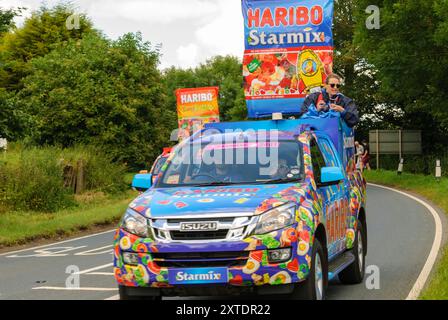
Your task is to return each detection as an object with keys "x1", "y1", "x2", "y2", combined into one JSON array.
[{"x1": 114, "y1": 117, "x2": 367, "y2": 300}]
